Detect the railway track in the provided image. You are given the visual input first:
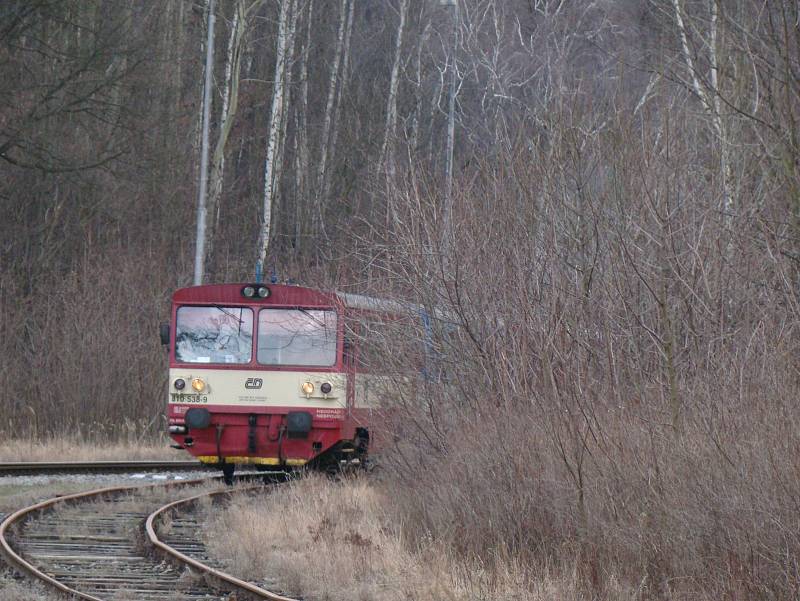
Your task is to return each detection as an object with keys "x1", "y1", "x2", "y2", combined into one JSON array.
[
  {"x1": 0, "y1": 476, "x2": 297, "y2": 600},
  {"x1": 0, "y1": 460, "x2": 209, "y2": 476}
]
